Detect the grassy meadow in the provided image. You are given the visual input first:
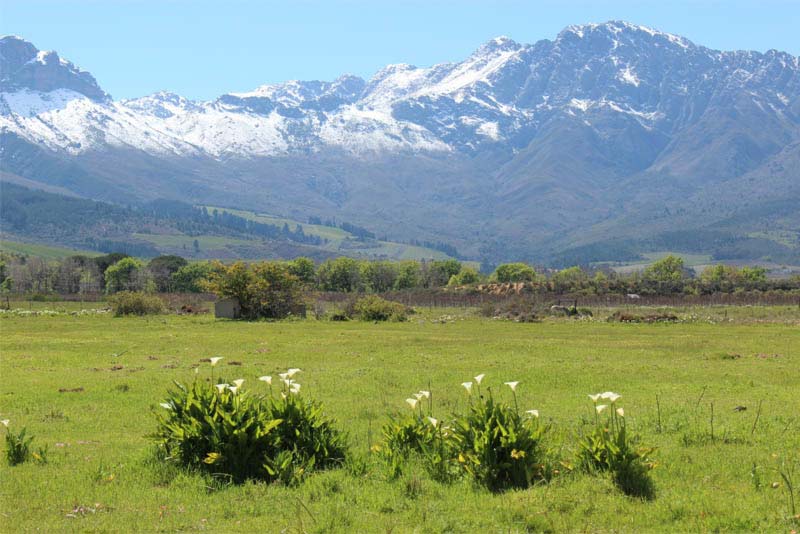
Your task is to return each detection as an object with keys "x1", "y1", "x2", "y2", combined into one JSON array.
[{"x1": 1, "y1": 306, "x2": 799, "y2": 532}]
